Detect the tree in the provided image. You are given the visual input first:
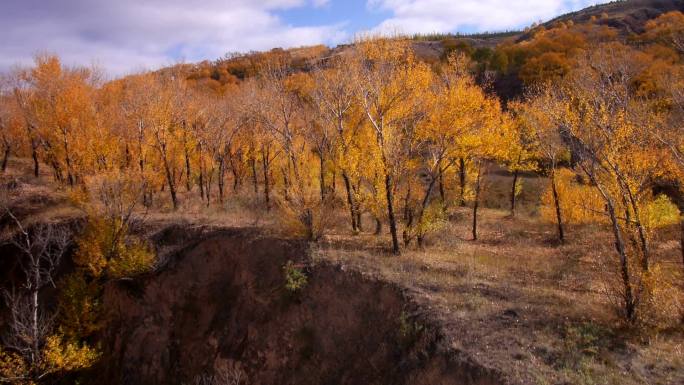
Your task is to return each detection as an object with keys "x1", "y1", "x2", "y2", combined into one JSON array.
[
  {"x1": 27, "y1": 55, "x2": 99, "y2": 186},
  {"x1": 411, "y1": 53, "x2": 497, "y2": 245},
  {"x1": 511, "y1": 86, "x2": 569, "y2": 242},
  {"x1": 0, "y1": 91, "x2": 22, "y2": 172},
  {"x1": 654, "y1": 56, "x2": 684, "y2": 268},
  {"x1": 642, "y1": 11, "x2": 684, "y2": 55},
  {"x1": 73, "y1": 170, "x2": 155, "y2": 279},
  {"x1": 555, "y1": 43, "x2": 670, "y2": 322},
  {"x1": 5, "y1": 69, "x2": 41, "y2": 178},
  {"x1": 310, "y1": 58, "x2": 365, "y2": 233},
  {"x1": 468, "y1": 111, "x2": 513, "y2": 241},
  {"x1": 0, "y1": 210, "x2": 98, "y2": 383},
  {"x1": 353, "y1": 37, "x2": 432, "y2": 254},
  {"x1": 141, "y1": 72, "x2": 186, "y2": 210}
]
